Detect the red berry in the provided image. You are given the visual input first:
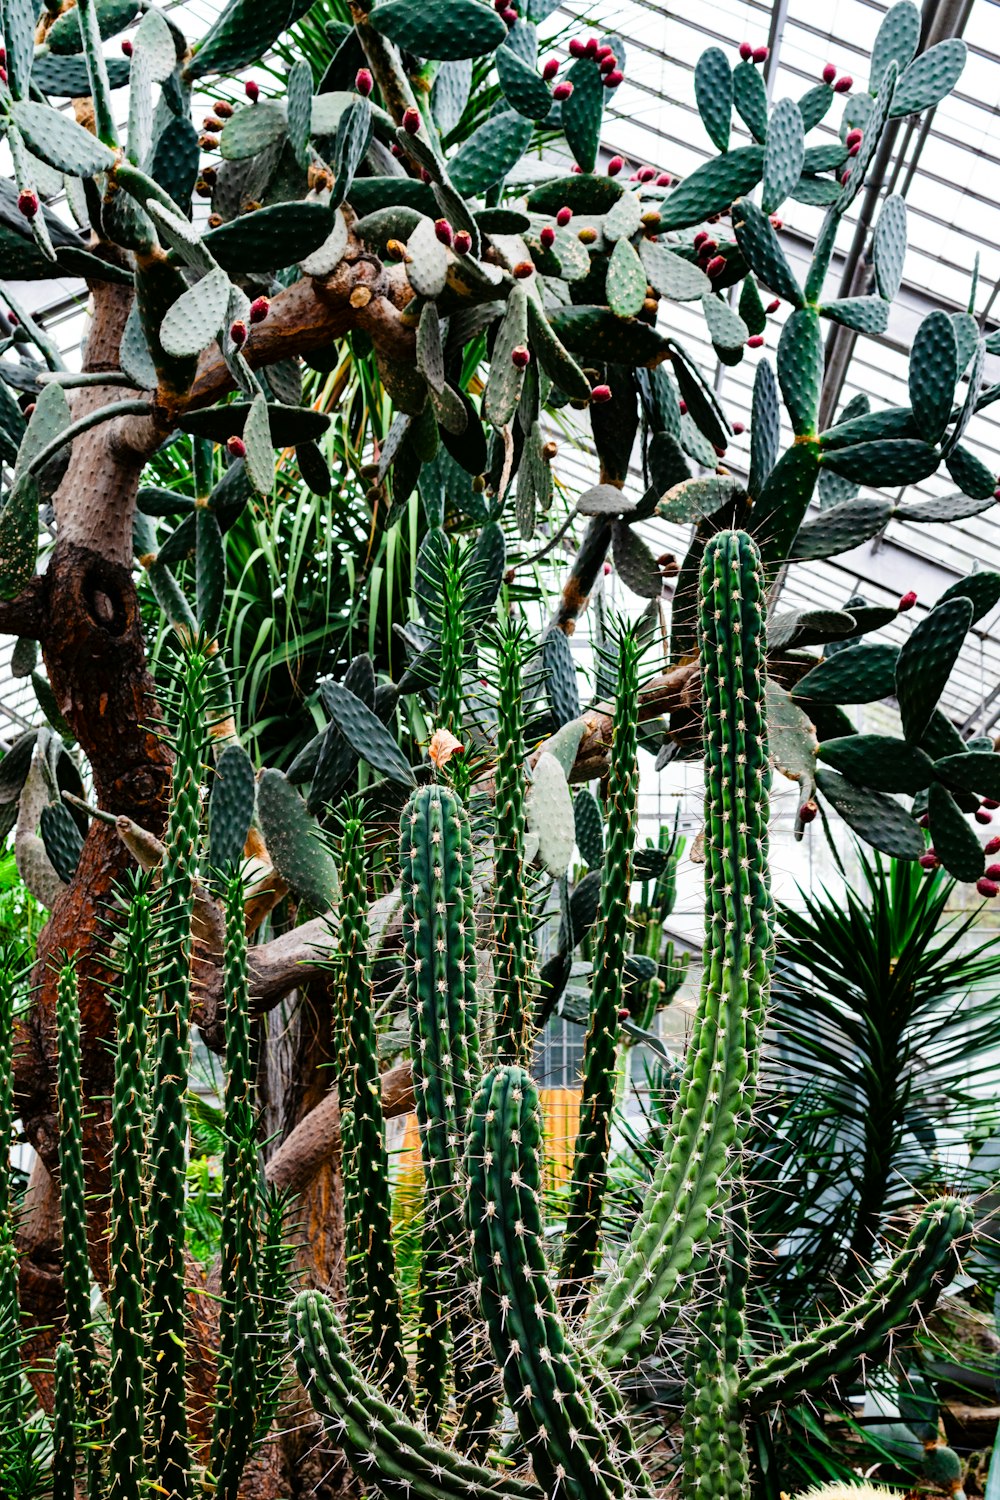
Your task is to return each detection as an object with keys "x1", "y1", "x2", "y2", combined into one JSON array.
[
  {"x1": 732, "y1": 421, "x2": 745, "y2": 435},
  {"x1": 752, "y1": 45, "x2": 768, "y2": 63},
  {"x1": 230, "y1": 320, "x2": 247, "y2": 347},
  {"x1": 706, "y1": 254, "x2": 726, "y2": 277},
  {"x1": 700, "y1": 238, "x2": 718, "y2": 256},
  {"x1": 822, "y1": 62, "x2": 837, "y2": 84},
  {"x1": 585, "y1": 36, "x2": 598, "y2": 56},
  {"x1": 199, "y1": 134, "x2": 219, "y2": 151},
  {"x1": 603, "y1": 69, "x2": 622, "y2": 88},
  {"x1": 569, "y1": 38, "x2": 585, "y2": 57},
  {"x1": 245, "y1": 79, "x2": 259, "y2": 102},
  {"x1": 977, "y1": 877, "x2": 999, "y2": 898},
  {"x1": 17, "y1": 189, "x2": 38, "y2": 219},
  {"x1": 918, "y1": 852, "x2": 939, "y2": 870},
  {"x1": 0, "y1": 66, "x2": 7, "y2": 84},
  {"x1": 770, "y1": 216, "x2": 783, "y2": 229},
  {"x1": 571, "y1": 163, "x2": 582, "y2": 173},
  {"x1": 511, "y1": 345, "x2": 530, "y2": 368},
  {"x1": 434, "y1": 218, "x2": 453, "y2": 247},
  {"x1": 694, "y1": 231, "x2": 709, "y2": 249},
  {"x1": 226, "y1": 435, "x2": 247, "y2": 458},
  {"x1": 542, "y1": 57, "x2": 558, "y2": 80},
  {"x1": 679, "y1": 400, "x2": 687, "y2": 414},
  {"x1": 988, "y1": 863, "x2": 1000, "y2": 878},
  {"x1": 986, "y1": 836, "x2": 1000, "y2": 855},
  {"x1": 739, "y1": 42, "x2": 753, "y2": 61},
  {"x1": 402, "y1": 106, "x2": 421, "y2": 134},
  {"x1": 799, "y1": 800, "x2": 818, "y2": 824},
  {"x1": 591, "y1": 384, "x2": 612, "y2": 403},
  {"x1": 0, "y1": 48, "x2": 6, "y2": 65},
  {"x1": 713, "y1": 443, "x2": 727, "y2": 457},
  {"x1": 553, "y1": 81, "x2": 573, "y2": 100},
  {"x1": 834, "y1": 75, "x2": 852, "y2": 92},
  {"x1": 985, "y1": 799, "x2": 1000, "y2": 810},
  {"x1": 121, "y1": 38, "x2": 133, "y2": 56},
  {"x1": 419, "y1": 167, "x2": 432, "y2": 183},
  {"x1": 355, "y1": 68, "x2": 373, "y2": 96},
  {"x1": 766, "y1": 298, "x2": 780, "y2": 313},
  {"x1": 249, "y1": 296, "x2": 270, "y2": 324},
  {"x1": 976, "y1": 808, "x2": 994, "y2": 825},
  {"x1": 556, "y1": 206, "x2": 572, "y2": 226},
  {"x1": 453, "y1": 230, "x2": 472, "y2": 255},
  {"x1": 203, "y1": 115, "x2": 223, "y2": 132},
  {"x1": 607, "y1": 155, "x2": 624, "y2": 176},
  {"x1": 898, "y1": 590, "x2": 917, "y2": 611},
  {"x1": 747, "y1": 334, "x2": 765, "y2": 348},
  {"x1": 513, "y1": 260, "x2": 534, "y2": 279},
  {"x1": 638, "y1": 165, "x2": 656, "y2": 182},
  {"x1": 596, "y1": 45, "x2": 614, "y2": 61},
  {"x1": 848, "y1": 142, "x2": 861, "y2": 157},
  {"x1": 600, "y1": 55, "x2": 616, "y2": 74},
  {"x1": 846, "y1": 128, "x2": 863, "y2": 147},
  {"x1": 540, "y1": 225, "x2": 555, "y2": 248},
  {"x1": 839, "y1": 169, "x2": 851, "y2": 185},
  {"x1": 390, "y1": 143, "x2": 403, "y2": 158},
  {"x1": 6, "y1": 312, "x2": 16, "y2": 326},
  {"x1": 656, "y1": 171, "x2": 672, "y2": 186},
  {"x1": 214, "y1": 100, "x2": 234, "y2": 118},
  {"x1": 500, "y1": 5, "x2": 517, "y2": 22}
]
